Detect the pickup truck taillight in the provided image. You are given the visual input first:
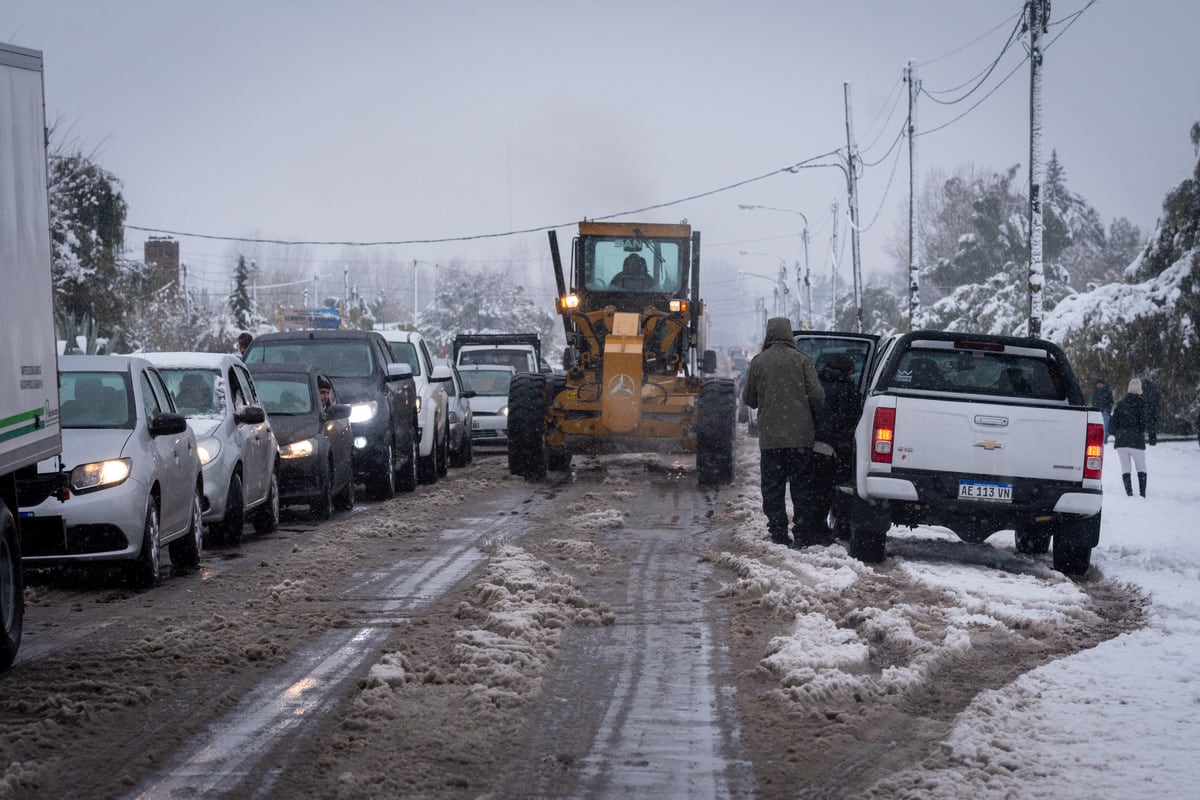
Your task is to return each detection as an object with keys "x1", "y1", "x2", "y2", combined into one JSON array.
[
  {"x1": 871, "y1": 407, "x2": 896, "y2": 464},
  {"x1": 1084, "y1": 422, "x2": 1105, "y2": 480}
]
